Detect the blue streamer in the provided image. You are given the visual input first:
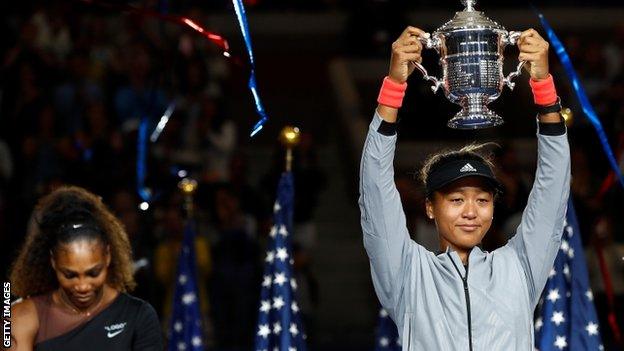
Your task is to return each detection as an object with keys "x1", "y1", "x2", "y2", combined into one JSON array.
[
  {"x1": 232, "y1": 0, "x2": 269, "y2": 137},
  {"x1": 137, "y1": 116, "x2": 152, "y2": 202},
  {"x1": 535, "y1": 10, "x2": 624, "y2": 189}
]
